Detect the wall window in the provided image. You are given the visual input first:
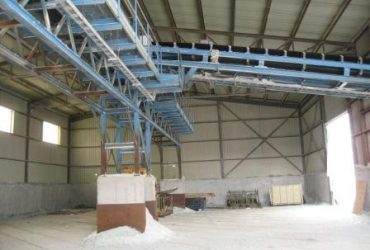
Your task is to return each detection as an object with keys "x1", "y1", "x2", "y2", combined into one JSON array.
[
  {"x1": 0, "y1": 105, "x2": 14, "y2": 133},
  {"x1": 42, "y1": 121, "x2": 60, "y2": 144}
]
